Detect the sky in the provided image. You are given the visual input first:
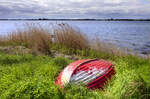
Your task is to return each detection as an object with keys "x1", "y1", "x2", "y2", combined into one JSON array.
[{"x1": 0, "y1": 0, "x2": 150, "y2": 19}]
